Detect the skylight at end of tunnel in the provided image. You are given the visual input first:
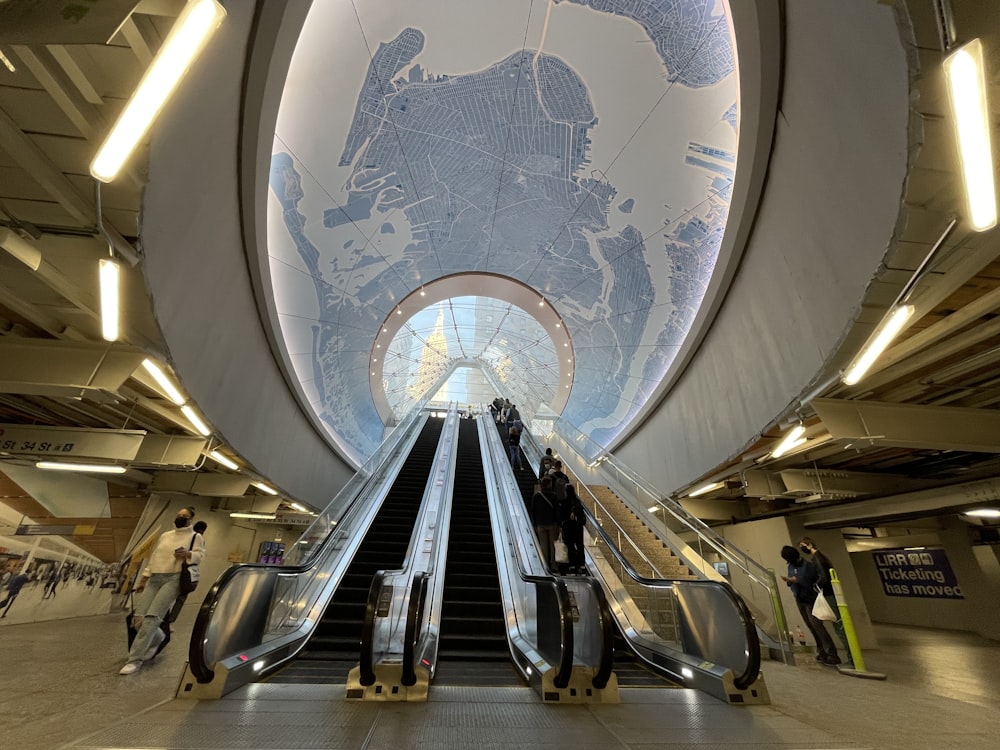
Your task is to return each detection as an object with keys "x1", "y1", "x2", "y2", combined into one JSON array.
[
  {"x1": 265, "y1": 1, "x2": 738, "y2": 464},
  {"x1": 378, "y1": 296, "x2": 561, "y2": 422}
]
